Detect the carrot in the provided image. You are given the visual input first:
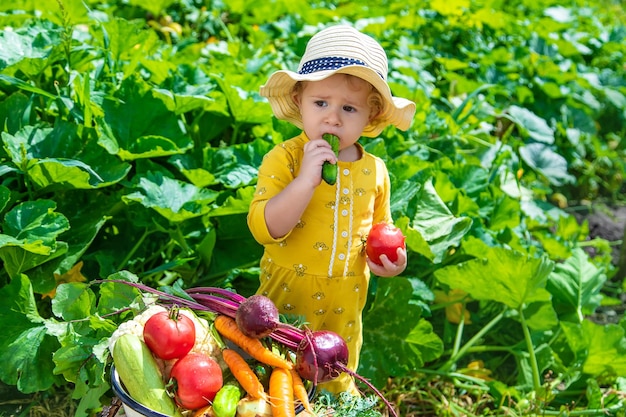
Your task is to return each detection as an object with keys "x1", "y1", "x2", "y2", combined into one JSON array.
[
  {"x1": 269, "y1": 367, "x2": 295, "y2": 417},
  {"x1": 222, "y1": 348, "x2": 267, "y2": 400},
  {"x1": 289, "y1": 368, "x2": 313, "y2": 413},
  {"x1": 214, "y1": 315, "x2": 293, "y2": 370}
]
